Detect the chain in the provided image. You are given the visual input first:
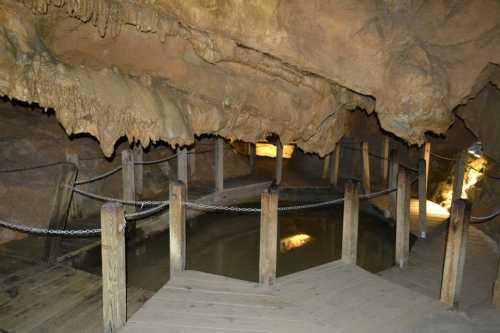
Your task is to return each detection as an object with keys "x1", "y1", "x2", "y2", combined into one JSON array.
[
  {"x1": 471, "y1": 208, "x2": 500, "y2": 224},
  {"x1": 184, "y1": 202, "x2": 261, "y2": 213},
  {"x1": 135, "y1": 154, "x2": 177, "y2": 166},
  {"x1": 74, "y1": 165, "x2": 123, "y2": 185},
  {"x1": 431, "y1": 152, "x2": 456, "y2": 161},
  {"x1": 125, "y1": 202, "x2": 169, "y2": 220},
  {"x1": 69, "y1": 186, "x2": 167, "y2": 206},
  {"x1": 0, "y1": 219, "x2": 101, "y2": 236},
  {"x1": 0, "y1": 161, "x2": 74, "y2": 173}
]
